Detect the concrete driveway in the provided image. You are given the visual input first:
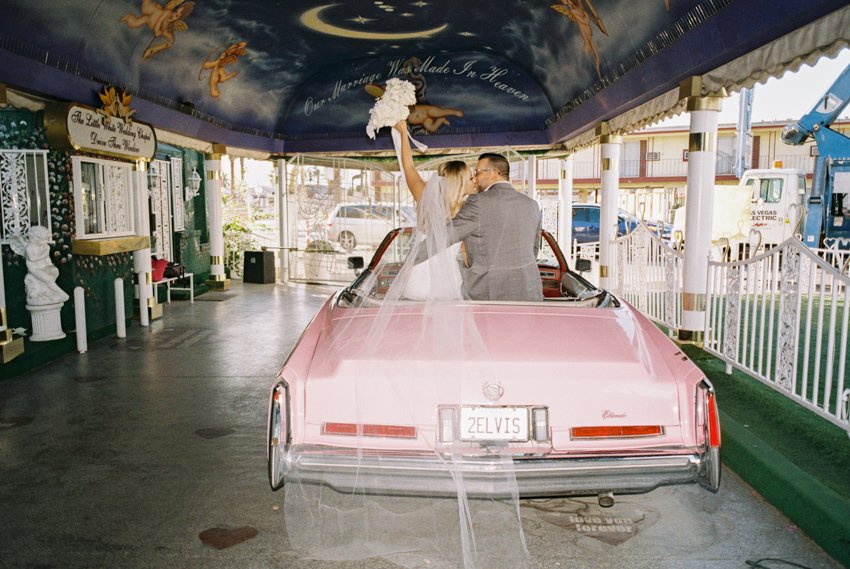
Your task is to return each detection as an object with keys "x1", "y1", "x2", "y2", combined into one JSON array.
[{"x1": 0, "y1": 282, "x2": 841, "y2": 569}]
